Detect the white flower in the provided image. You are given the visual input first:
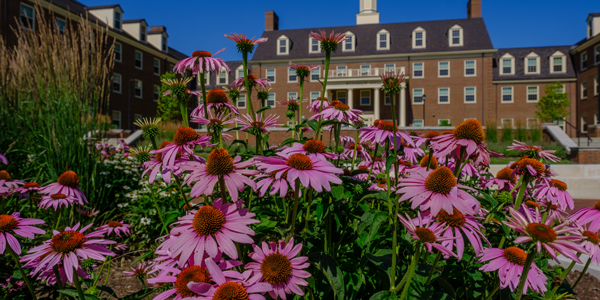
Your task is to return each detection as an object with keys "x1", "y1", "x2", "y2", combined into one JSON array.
[
  {"x1": 105, "y1": 184, "x2": 111, "y2": 188},
  {"x1": 140, "y1": 217, "x2": 151, "y2": 225},
  {"x1": 117, "y1": 202, "x2": 129, "y2": 208},
  {"x1": 123, "y1": 185, "x2": 130, "y2": 190}
]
